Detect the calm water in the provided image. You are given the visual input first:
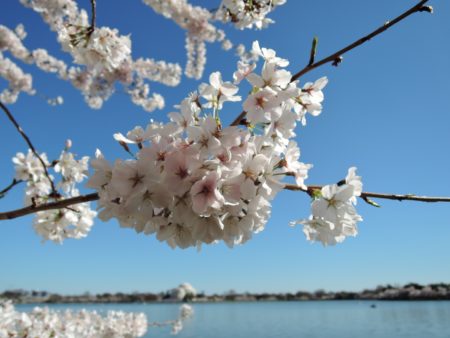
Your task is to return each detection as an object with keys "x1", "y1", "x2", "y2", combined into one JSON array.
[{"x1": 17, "y1": 301, "x2": 450, "y2": 338}]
